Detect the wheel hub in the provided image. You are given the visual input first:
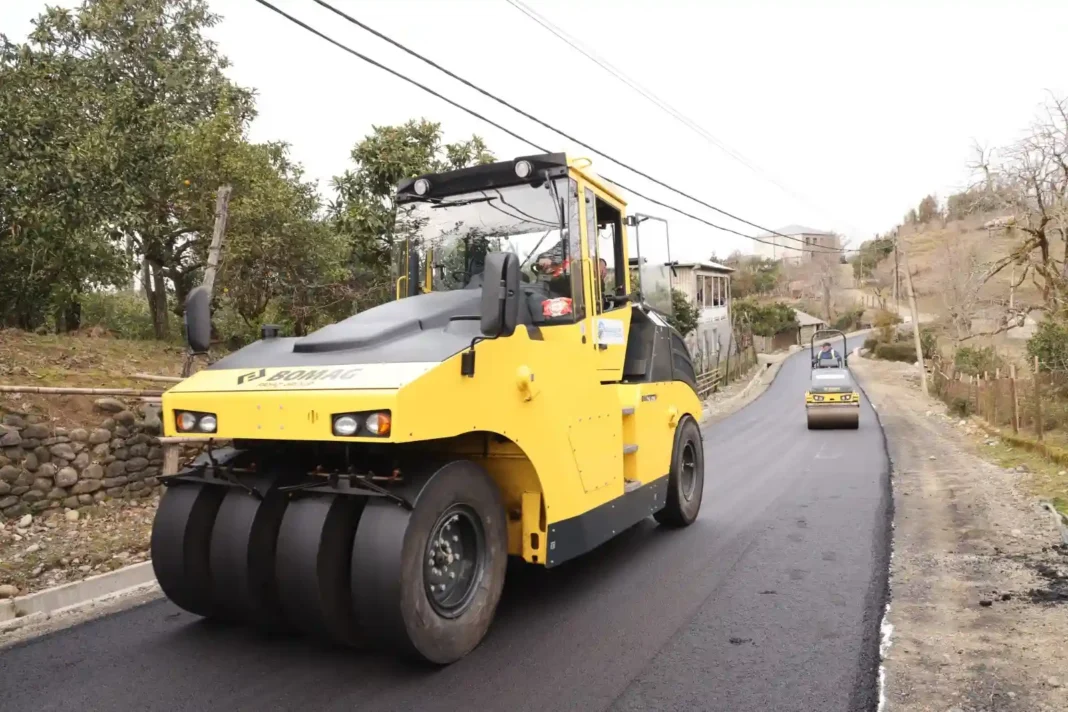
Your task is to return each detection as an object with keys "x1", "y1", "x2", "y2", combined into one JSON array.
[
  {"x1": 680, "y1": 442, "x2": 698, "y2": 501},
  {"x1": 423, "y1": 505, "x2": 485, "y2": 618}
]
